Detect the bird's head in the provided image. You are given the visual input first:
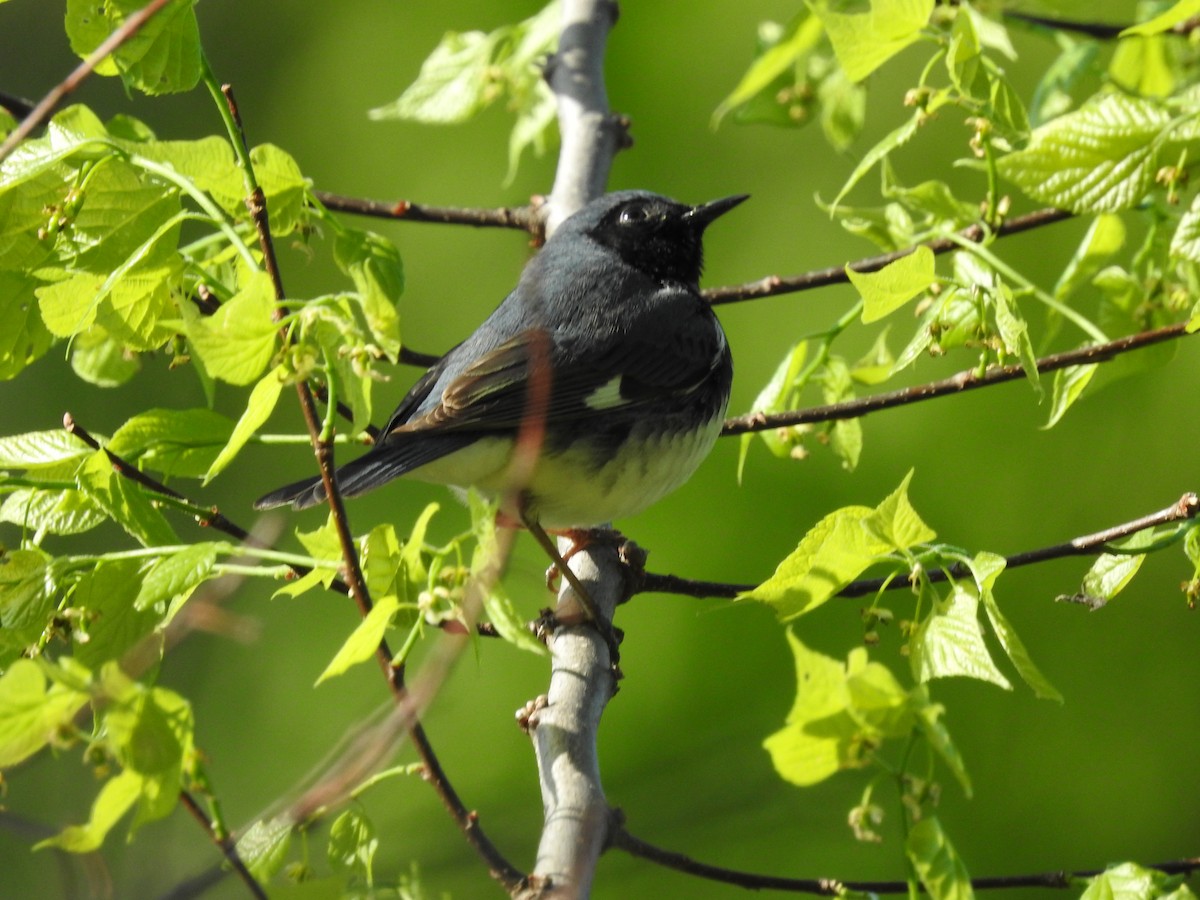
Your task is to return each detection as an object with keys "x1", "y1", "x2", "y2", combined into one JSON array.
[{"x1": 555, "y1": 190, "x2": 748, "y2": 288}]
